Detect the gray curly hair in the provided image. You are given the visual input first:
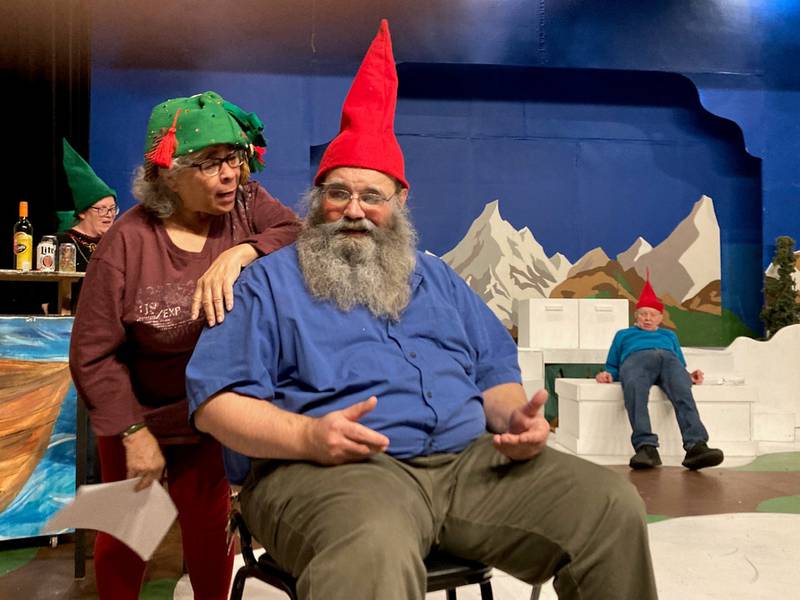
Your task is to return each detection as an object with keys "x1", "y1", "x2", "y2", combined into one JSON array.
[{"x1": 131, "y1": 146, "x2": 250, "y2": 219}]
